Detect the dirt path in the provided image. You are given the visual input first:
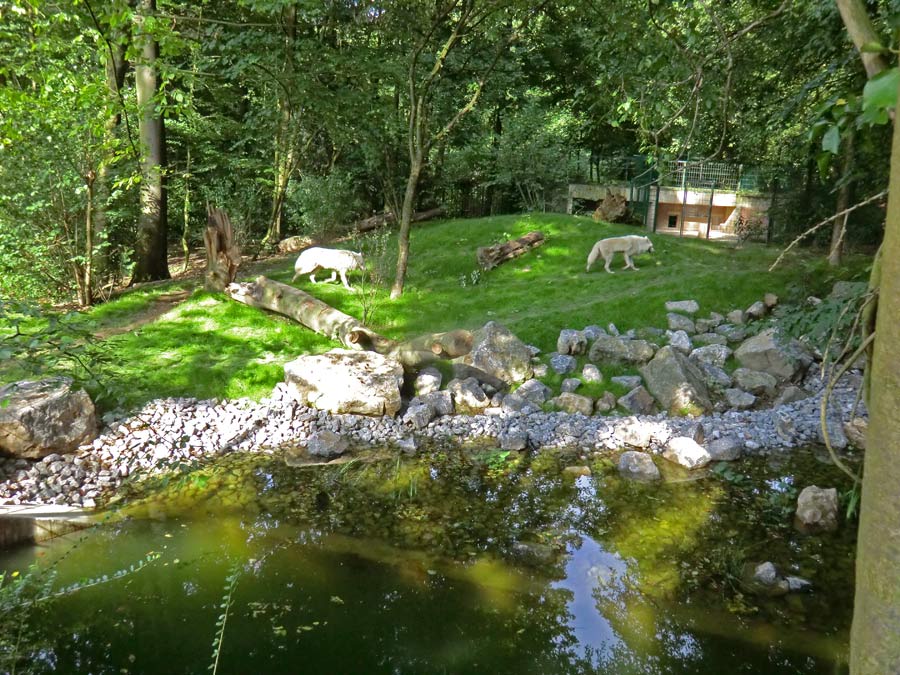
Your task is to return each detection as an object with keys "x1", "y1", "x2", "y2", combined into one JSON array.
[{"x1": 93, "y1": 289, "x2": 193, "y2": 339}]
